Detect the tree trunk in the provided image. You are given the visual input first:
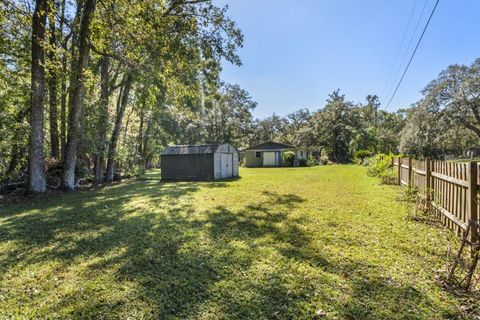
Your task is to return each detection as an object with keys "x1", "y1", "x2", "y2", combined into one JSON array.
[
  {"x1": 61, "y1": 0, "x2": 96, "y2": 191},
  {"x1": 60, "y1": 54, "x2": 67, "y2": 159},
  {"x1": 27, "y1": 0, "x2": 48, "y2": 193},
  {"x1": 136, "y1": 109, "x2": 145, "y2": 172},
  {"x1": 48, "y1": 10, "x2": 60, "y2": 159},
  {"x1": 94, "y1": 55, "x2": 110, "y2": 185},
  {"x1": 141, "y1": 116, "x2": 153, "y2": 171},
  {"x1": 106, "y1": 73, "x2": 133, "y2": 182},
  {"x1": 6, "y1": 145, "x2": 24, "y2": 178},
  {"x1": 59, "y1": 0, "x2": 67, "y2": 159},
  {"x1": 5, "y1": 107, "x2": 30, "y2": 177},
  {"x1": 137, "y1": 107, "x2": 144, "y2": 156}
]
